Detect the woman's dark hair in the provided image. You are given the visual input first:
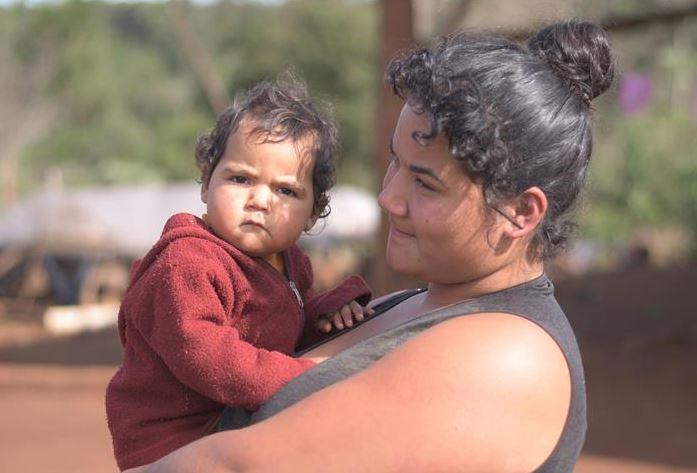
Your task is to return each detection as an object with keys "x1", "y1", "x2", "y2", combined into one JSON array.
[
  {"x1": 386, "y1": 21, "x2": 615, "y2": 259},
  {"x1": 195, "y1": 72, "x2": 338, "y2": 219}
]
